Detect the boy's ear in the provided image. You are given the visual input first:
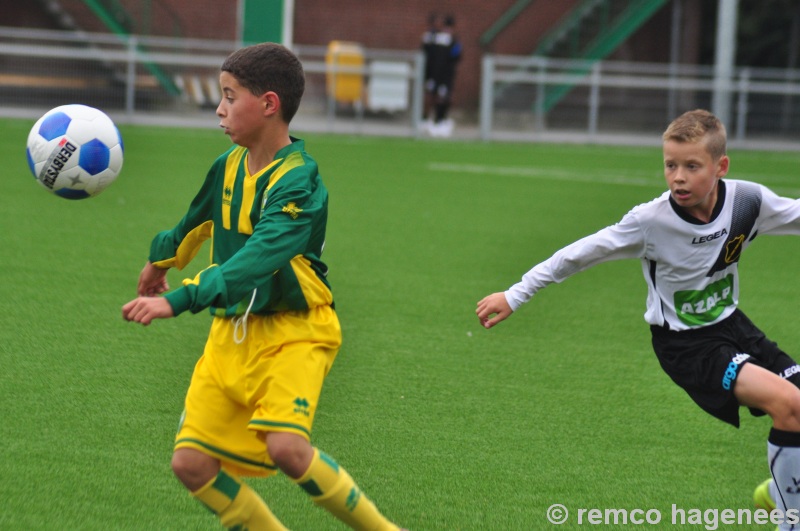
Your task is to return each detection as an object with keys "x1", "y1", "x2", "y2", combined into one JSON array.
[
  {"x1": 716, "y1": 155, "x2": 730, "y2": 178},
  {"x1": 262, "y1": 91, "x2": 281, "y2": 117}
]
